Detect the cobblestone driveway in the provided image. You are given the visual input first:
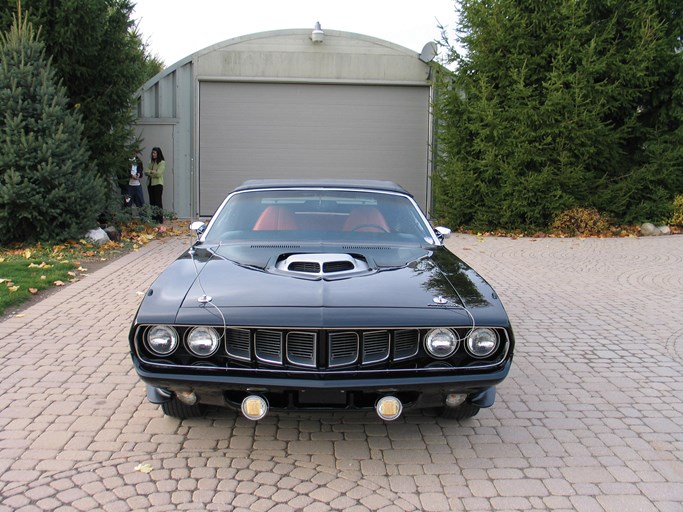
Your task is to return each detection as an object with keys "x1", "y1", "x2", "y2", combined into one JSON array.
[{"x1": 1, "y1": 234, "x2": 681, "y2": 511}]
